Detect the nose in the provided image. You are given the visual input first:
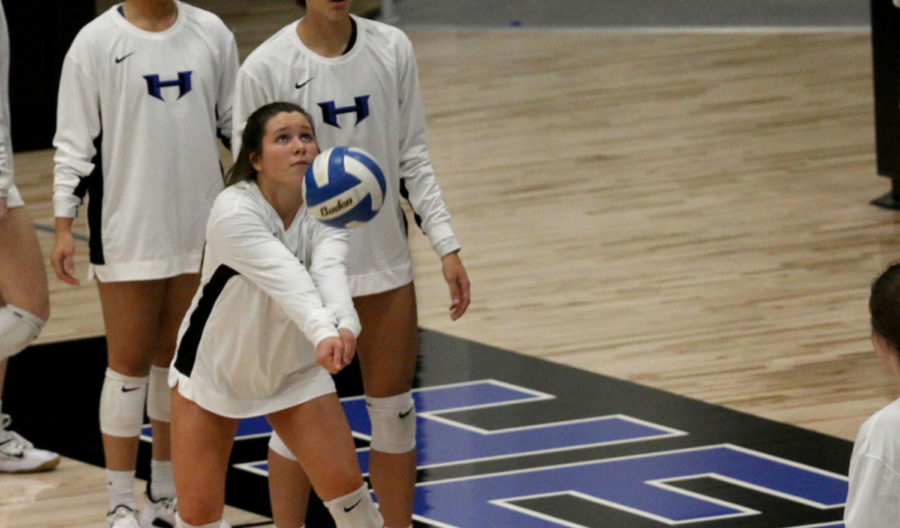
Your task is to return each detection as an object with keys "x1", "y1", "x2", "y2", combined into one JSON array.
[{"x1": 291, "y1": 137, "x2": 306, "y2": 154}]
